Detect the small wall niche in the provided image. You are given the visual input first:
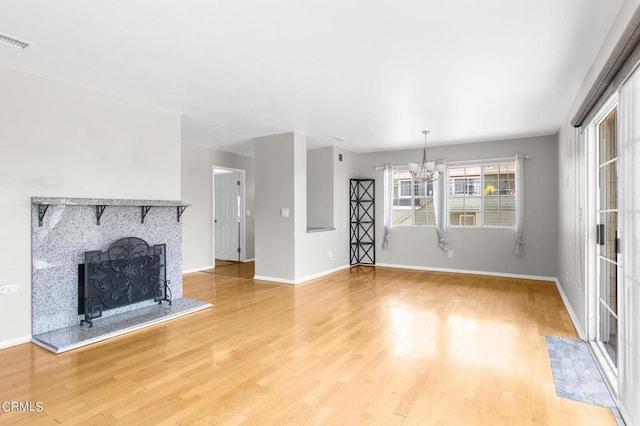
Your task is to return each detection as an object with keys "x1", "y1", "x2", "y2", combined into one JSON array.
[{"x1": 307, "y1": 147, "x2": 334, "y2": 231}]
